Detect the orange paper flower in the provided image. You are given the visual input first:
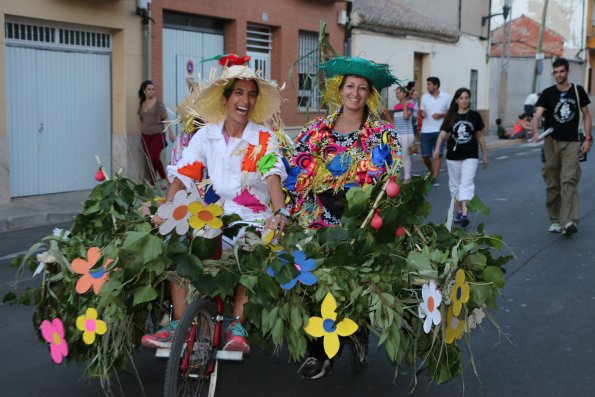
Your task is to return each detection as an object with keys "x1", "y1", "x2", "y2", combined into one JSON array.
[{"x1": 72, "y1": 247, "x2": 114, "y2": 295}]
